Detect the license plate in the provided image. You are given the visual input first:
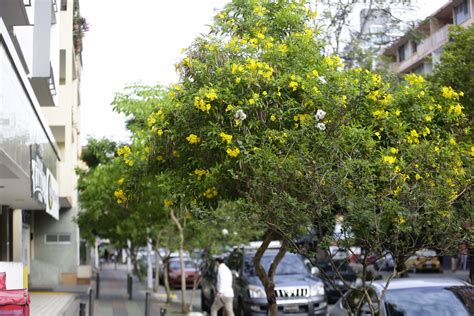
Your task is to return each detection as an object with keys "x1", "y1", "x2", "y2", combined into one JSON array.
[{"x1": 284, "y1": 305, "x2": 299, "y2": 313}]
